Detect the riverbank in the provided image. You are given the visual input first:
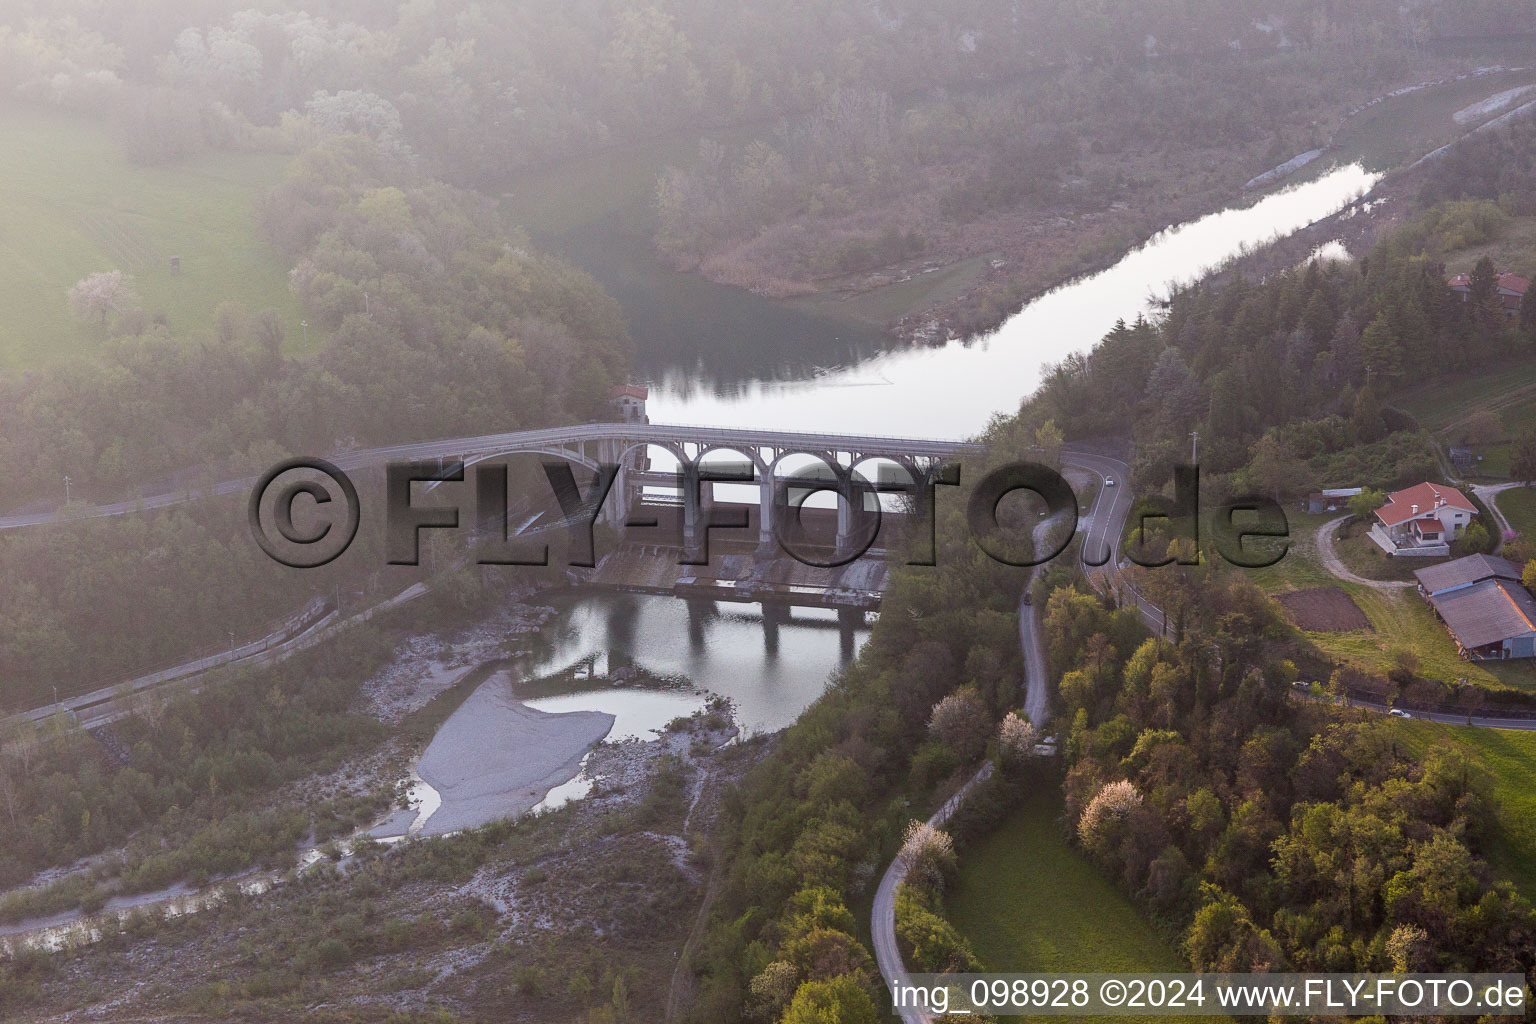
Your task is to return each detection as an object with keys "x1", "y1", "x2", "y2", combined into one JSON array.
[
  {"x1": 412, "y1": 672, "x2": 615, "y2": 837},
  {"x1": 660, "y1": 59, "x2": 1536, "y2": 348}
]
